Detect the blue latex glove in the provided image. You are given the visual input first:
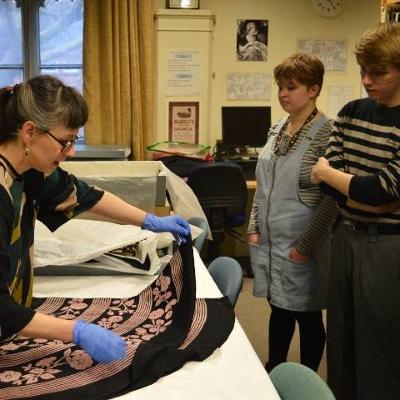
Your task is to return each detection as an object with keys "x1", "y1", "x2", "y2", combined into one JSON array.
[
  {"x1": 73, "y1": 320, "x2": 126, "y2": 363},
  {"x1": 142, "y1": 213, "x2": 190, "y2": 242}
]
